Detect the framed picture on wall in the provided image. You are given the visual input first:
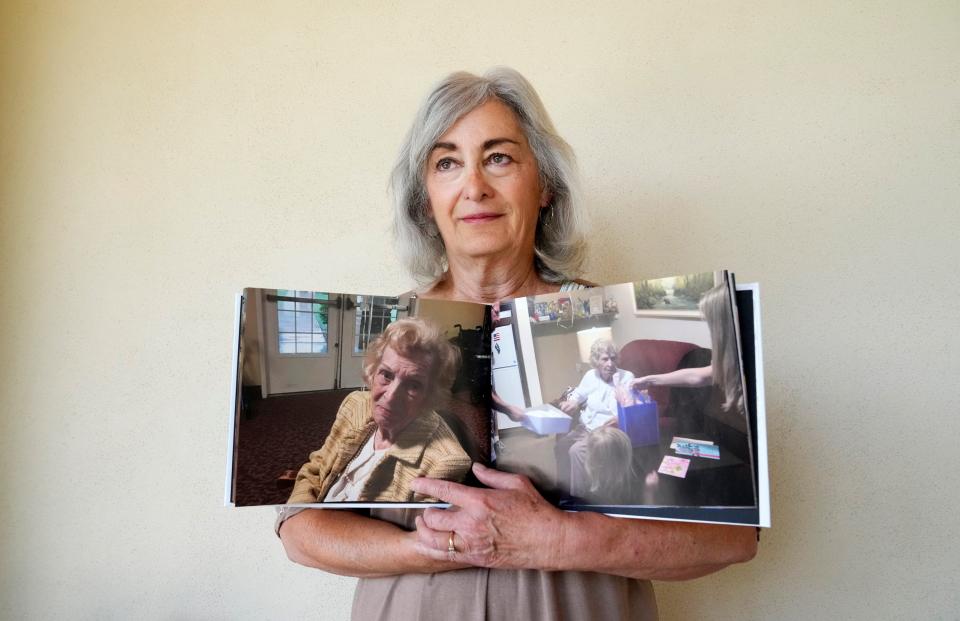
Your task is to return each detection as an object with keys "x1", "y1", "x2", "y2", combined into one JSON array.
[{"x1": 632, "y1": 272, "x2": 721, "y2": 318}]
